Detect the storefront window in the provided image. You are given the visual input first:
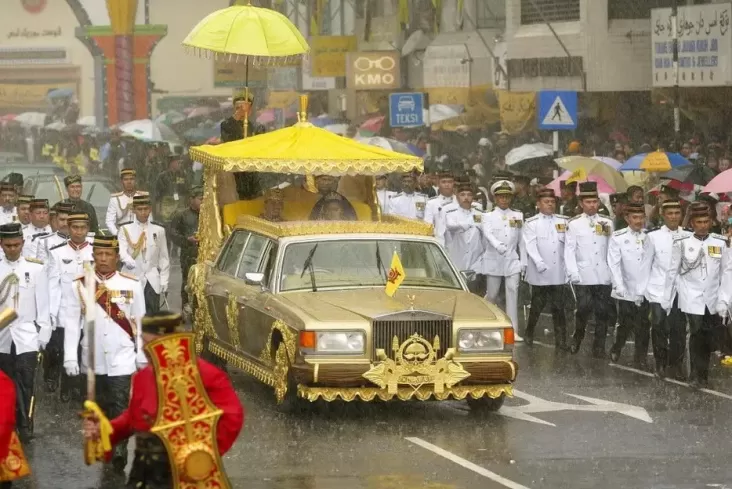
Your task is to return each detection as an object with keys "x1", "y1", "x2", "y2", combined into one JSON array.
[{"x1": 520, "y1": 0, "x2": 580, "y2": 25}]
